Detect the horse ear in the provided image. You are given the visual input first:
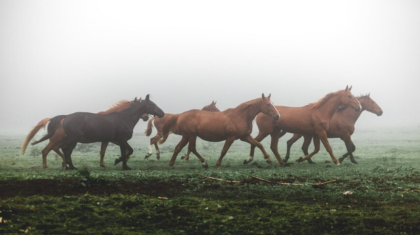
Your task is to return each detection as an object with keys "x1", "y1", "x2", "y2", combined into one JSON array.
[
  {"x1": 214, "y1": 101, "x2": 217, "y2": 105},
  {"x1": 268, "y1": 93, "x2": 271, "y2": 99},
  {"x1": 134, "y1": 97, "x2": 137, "y2": 101},
  {"x1": 262, "y1": 93, "x2": 266, "y2": 100},
  {"x1": 146, "y1": 94, "x2": 150, "y2": 100},
  {"x1": 138, "y1": 97, "x2": 142, "y2": 102},
  {"x1": 368, "y1": 93, "x2": 370, "y2": 98},
  {"x1": 349, "y1": 86, "x2": 352, "y2": 91},
  {"x1": 345, "y1": 85, "x2": 349, "y2": 91}
]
